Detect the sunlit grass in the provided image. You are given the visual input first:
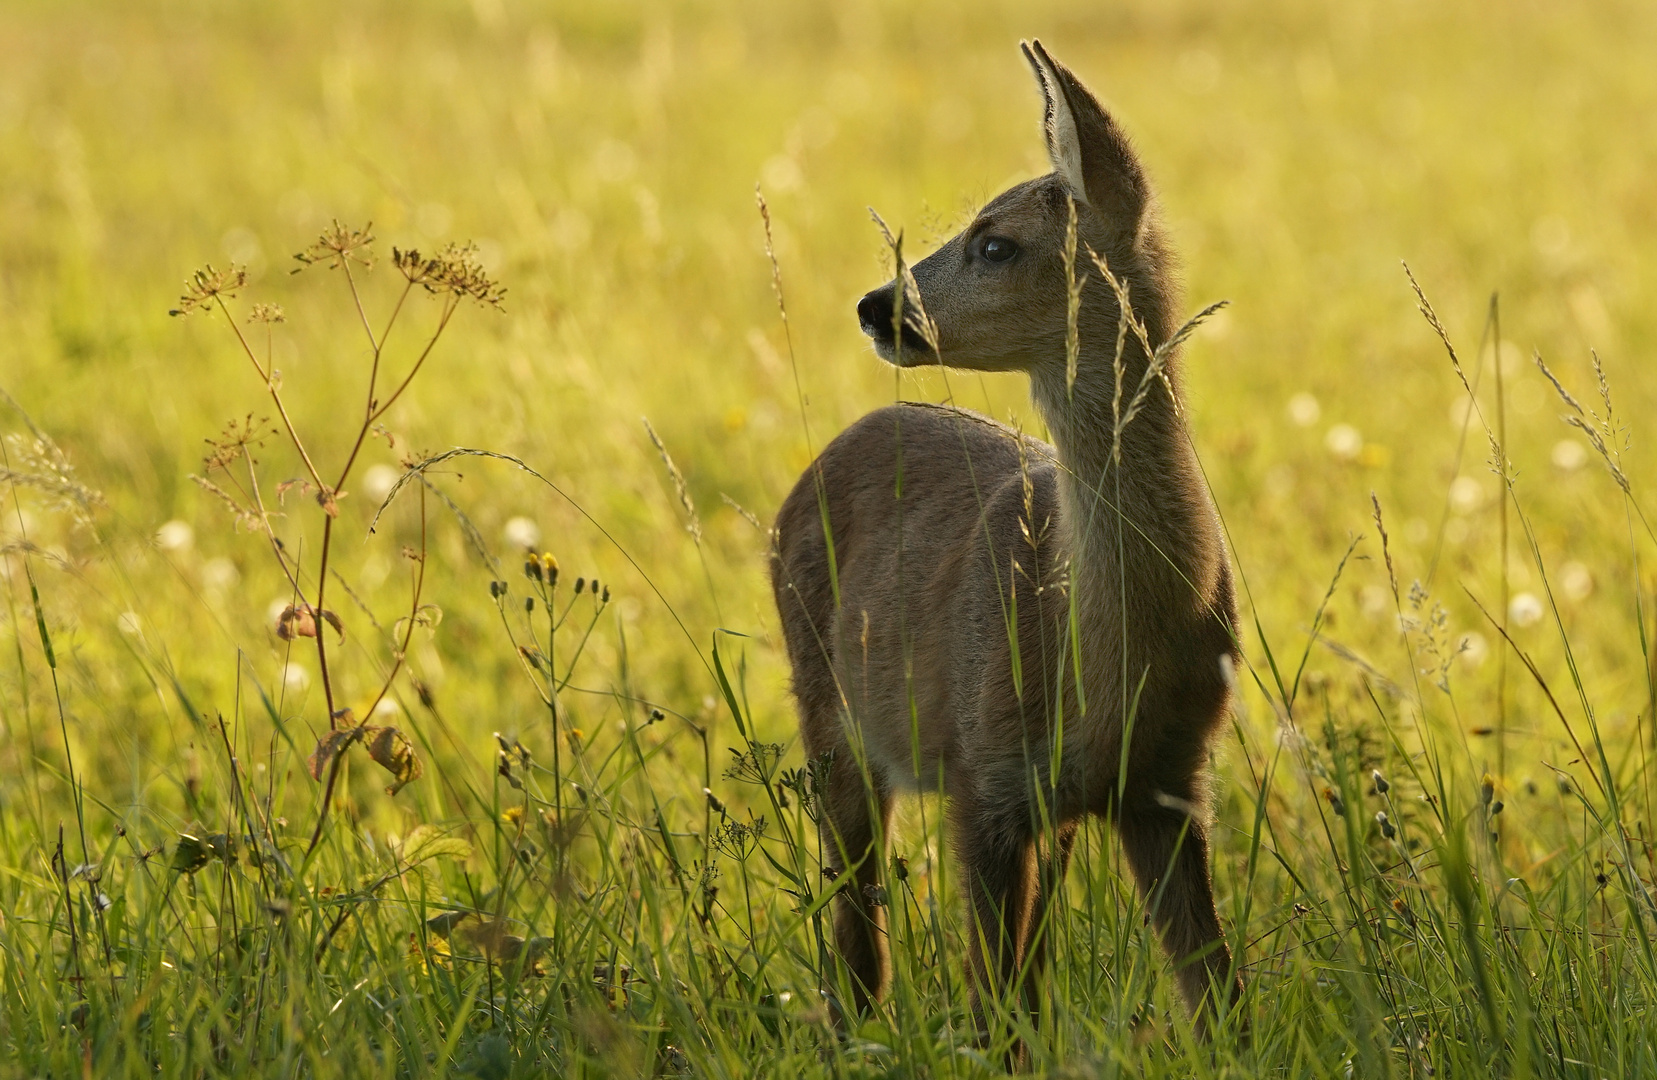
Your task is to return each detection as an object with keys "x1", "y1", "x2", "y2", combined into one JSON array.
[{"x1": 1, "y1": 0, "x2": 1655, "y2": 1076}]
